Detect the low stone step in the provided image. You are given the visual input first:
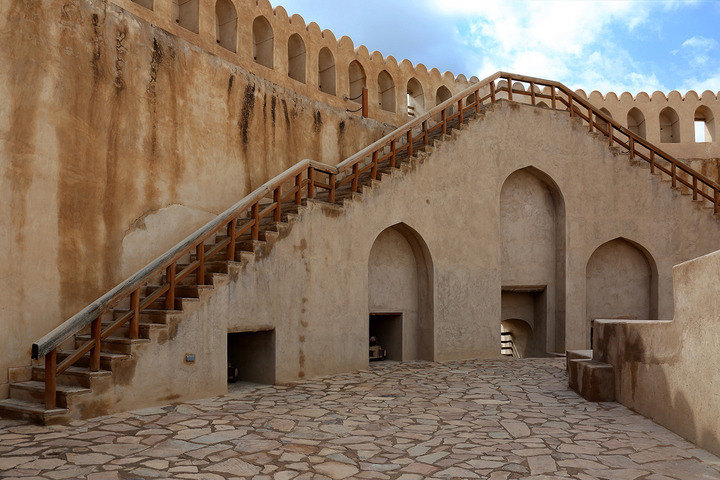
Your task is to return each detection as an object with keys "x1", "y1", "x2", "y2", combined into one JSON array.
[
  {"x1": 10, "y1": 381, "x2": 91, "y2": 409},
  {"x1": 112, "y1": 309, "x2": 182, "y2": 325},
  {"x1": 98, "y1": 321, "x2": 166, "y2": 340},
  {"x1": 569, "y1": 359, "x2": 615, "y2": 402},
  {"x1": 75, "y1": 335, "x2": 149, "y2": 354},
  {"x1": 0, "y1": 398, "x2": 69, "y2": 425},
  {"x1": 32, "y1": 365, "x2": 111, "y2": 388},
  {"x1": 58, "y1": 350, "x2": 131, "y2": 370}
]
